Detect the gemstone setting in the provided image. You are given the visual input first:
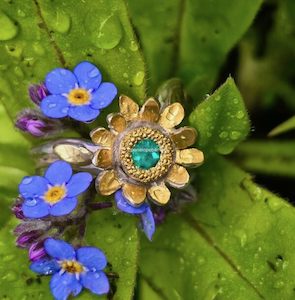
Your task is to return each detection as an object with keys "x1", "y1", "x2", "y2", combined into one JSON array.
[
  {"x1": 131, "y1": 139, "x2": 160, "y2": 170},
  {"x1": 119, "y1": 127, "x2": 174, "y2": 183}
]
